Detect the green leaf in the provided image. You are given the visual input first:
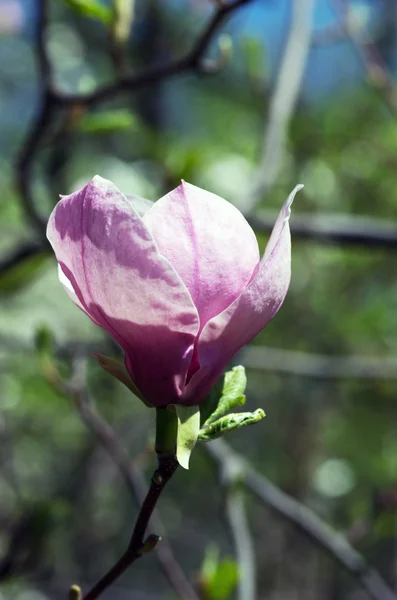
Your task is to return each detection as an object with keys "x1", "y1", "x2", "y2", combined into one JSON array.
[
  {"x1": 77, "y1": 110, "x2": 138, "y2": 134},
  {"x1": 175, "y1": 405, "x2": 200, "y2": 469},
  {"x1": 62, "y1": 0, "x2": 112, "y2": 23},
  {"x1": 199, "y1": 409, "x2": 265, "y2": 442},
  {"x1": 204, "y1": 366, "x2": 247, "y2": 426},
  {"x1": 200, "y1": 545, "x2": 239, "y2": 600}
]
